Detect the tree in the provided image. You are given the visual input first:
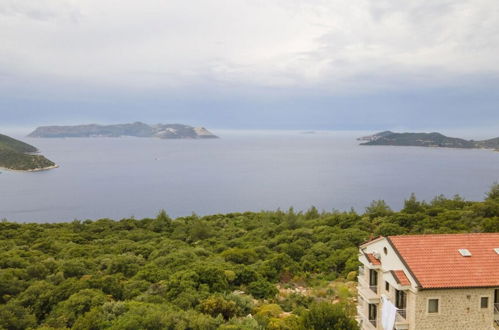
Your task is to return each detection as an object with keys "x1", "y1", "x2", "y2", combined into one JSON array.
[
  {"x1": 300, "y1": 302, "x2": 359, "y2": 330},
  {"x1": 16, "y1": 280, "x2": 56, "y2": 321},
  {"x1": 0, "y1": 187, "x2": 497, "y2": 328},
  {"x1": 247, "y1": 279, "x2": 278, "y2": 299},
  {"x1": 0, "y1": 269, "x2": 26, "y2": 303},
  {"x1": 199, "y1": 295, "x2": 237, "y2": 320},
  {"x1": 365, "y1": 200, "x2": 392, "y2": 218},
  {"x1": 482, "y1": 217, "x2": 499, "y2": 232},
  {"x1": 284, "y1": 207, "x2": 300, "y2": 229},
  {"x1": 0, "y1": 302, "x2": 37, "y2": 330},
  {"x1": 304, "y1": 206, "x2": 320, "y2": 220},
  {"x1": 149, "y1": 210, "x2": 173, "y2": 233},
  {"x1": 44, "y1": 289, "x2": 108, "y2": 328},
  {"x1": 486, "y1": 183, "x2": 499, "y2": 201},
  {"x1": 402, "y1": 193, "x2": 425, "y2": 214},
  {"x1": 375, "y1": 222, "x2": 406, "y2": 236},
  {"x1": 221, "y1": 248, "x2": 258, "y2": 265}
]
